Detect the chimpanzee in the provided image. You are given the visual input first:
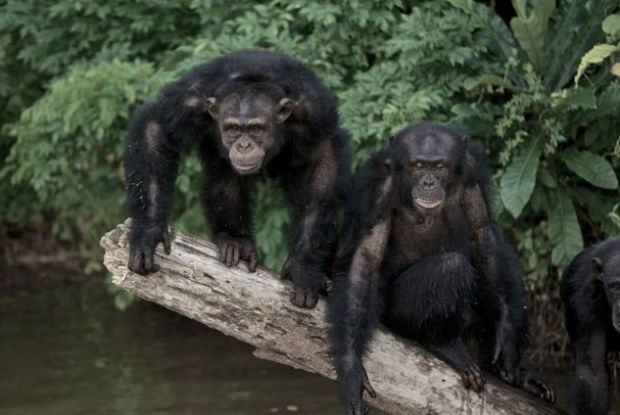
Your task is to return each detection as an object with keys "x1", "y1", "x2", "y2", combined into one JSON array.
[
  {"x1": 328, "y1": 123, "x2": 554, "y2": 414},
  {"x1": 124, "y1": 50, "x2": 349, "y2": 308},
  {"x1": 562, "y1": 238, "x2": 620, "y2": 415}
]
